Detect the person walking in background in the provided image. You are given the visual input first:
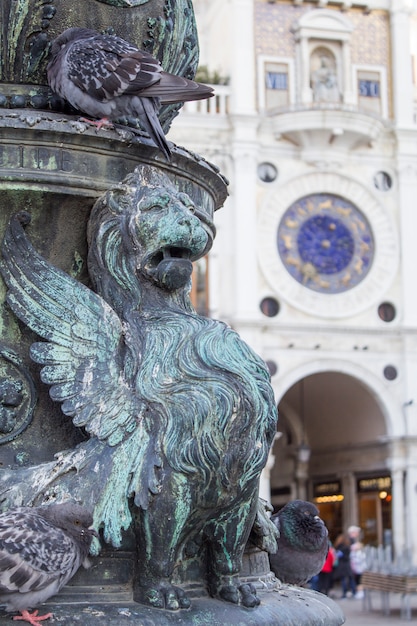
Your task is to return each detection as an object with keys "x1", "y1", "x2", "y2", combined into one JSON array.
[
  {"x1": 317, "y1": 541, "x2": 336, "y2": 595},
  {"x1": 347, "y1": 525, "x2": 361, "y2": 546},
  {"x1": 348, "y1": 525, "x2": 367, "y2": 599},
  {"x1": 333, "y1": 532, "x2": 356, "y2": 598}
]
